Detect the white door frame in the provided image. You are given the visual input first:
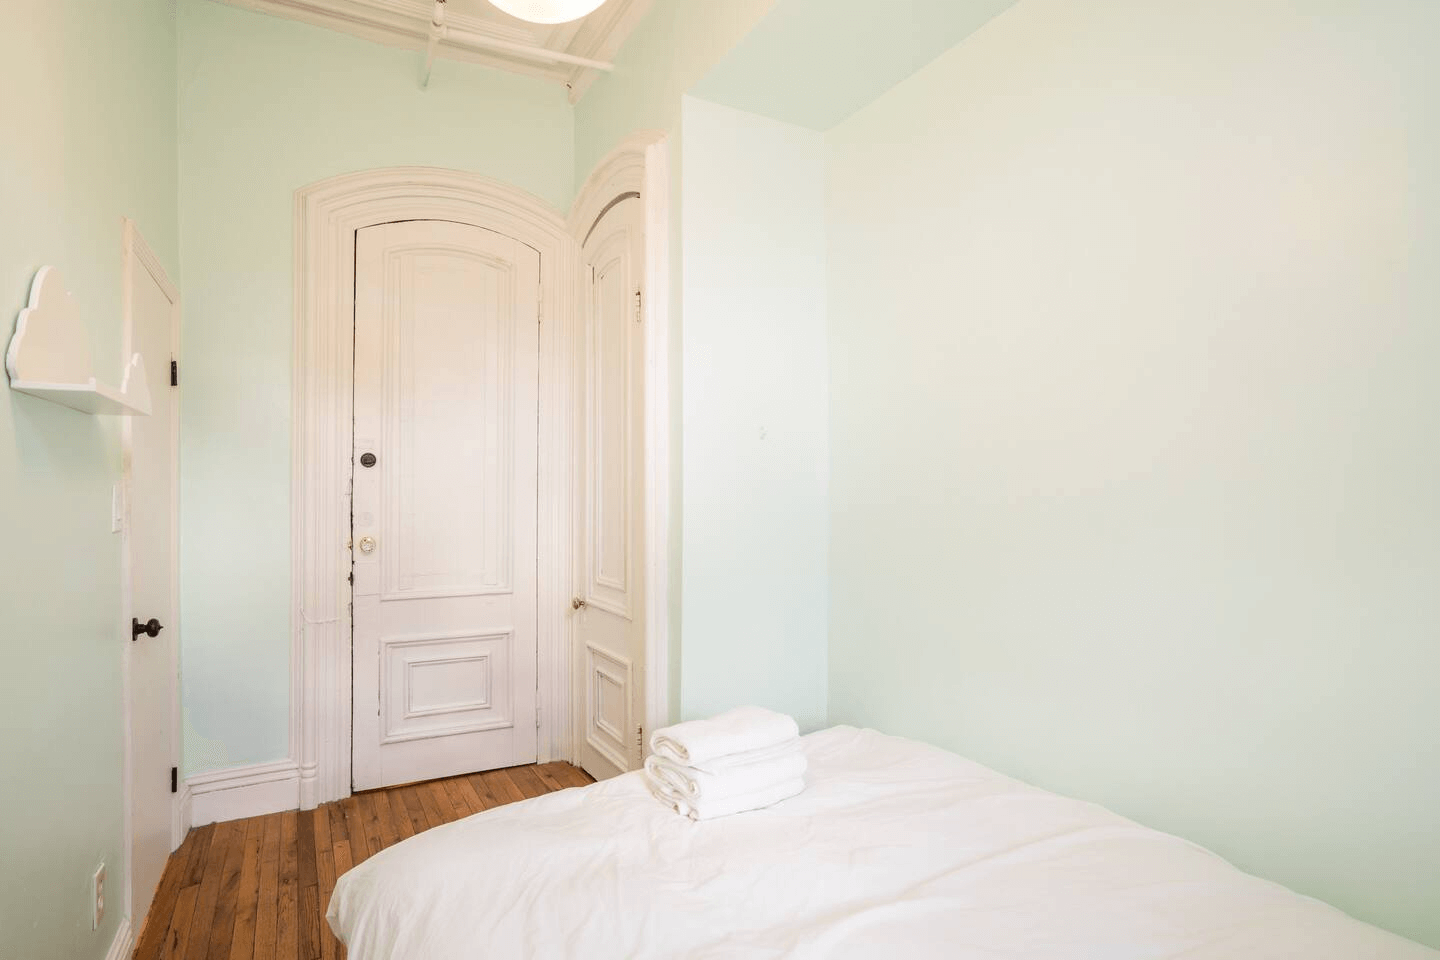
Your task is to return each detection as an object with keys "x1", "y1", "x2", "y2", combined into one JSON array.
[
  {"x1": 119, "y1": 218, "x2": 182, "y2": 924},
  {"x1": 568, "y1": 132, "x2": 672, "y2": 747},
  {"x1": 292, "y1": 148, "x2": 670, "y2": 809}
]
